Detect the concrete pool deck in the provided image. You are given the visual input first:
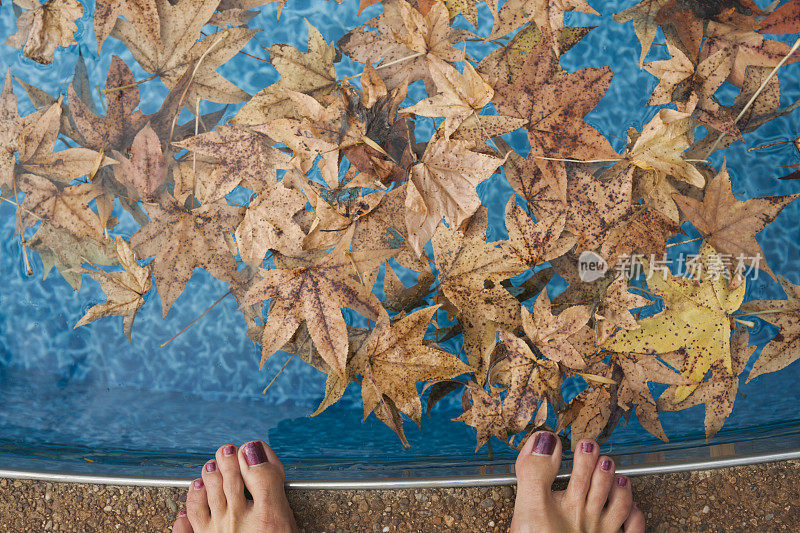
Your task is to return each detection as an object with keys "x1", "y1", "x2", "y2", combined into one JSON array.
[{"x1": 0, "y1": 459, "x2": 798, "y2": 531}]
